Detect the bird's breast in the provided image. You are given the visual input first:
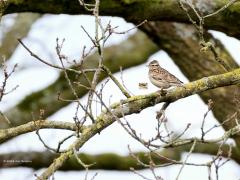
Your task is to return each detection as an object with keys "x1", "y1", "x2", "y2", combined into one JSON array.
[{"x1": 148, "y1": 74, "x2": 170, "y2": 89}]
